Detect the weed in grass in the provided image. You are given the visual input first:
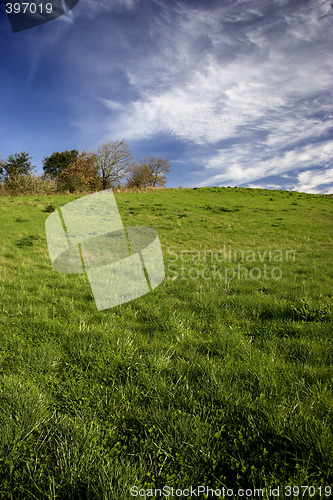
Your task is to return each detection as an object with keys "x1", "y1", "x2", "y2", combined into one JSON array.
[
  {"x1": 15, "y1": 235, "x2": 39, "y2": 248},
  {"x1": 44, "y1": 204, "x2": 55, "y2": 213},
  {"x1": 292, "y1": 299, "x2": 330, "y2": 322}
]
